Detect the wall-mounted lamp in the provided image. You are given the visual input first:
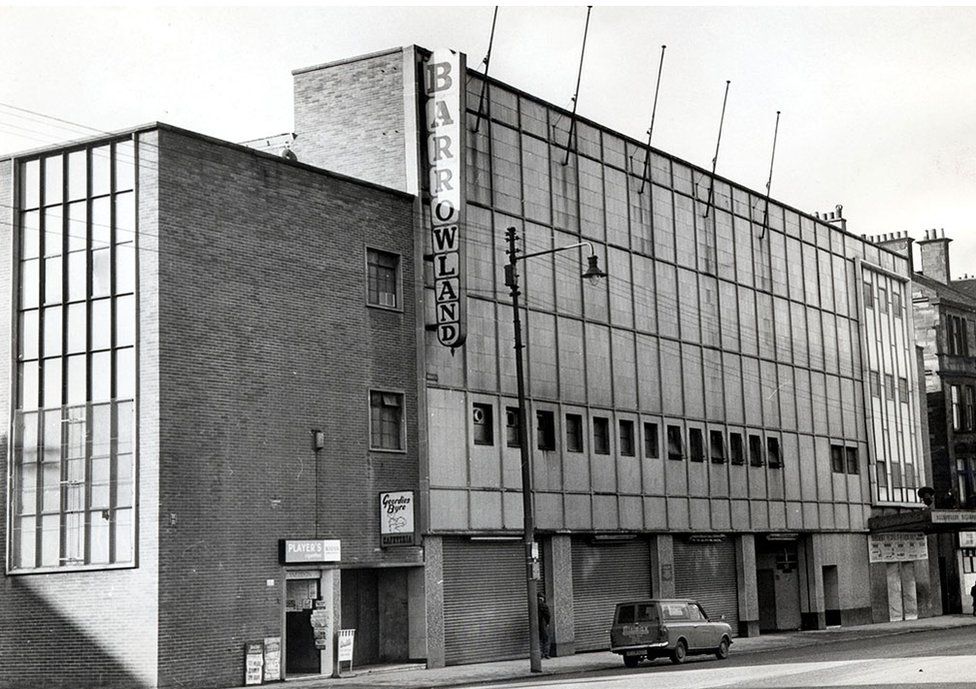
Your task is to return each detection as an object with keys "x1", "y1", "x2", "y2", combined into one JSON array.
[{"x1": 312, "y1": 430, "x2": 325, "y2": 452}]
